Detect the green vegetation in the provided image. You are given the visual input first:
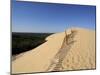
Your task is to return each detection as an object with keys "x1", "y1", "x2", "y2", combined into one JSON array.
[{"x1": 12, "y1": 32, "x2": 53, "y2": 55}]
